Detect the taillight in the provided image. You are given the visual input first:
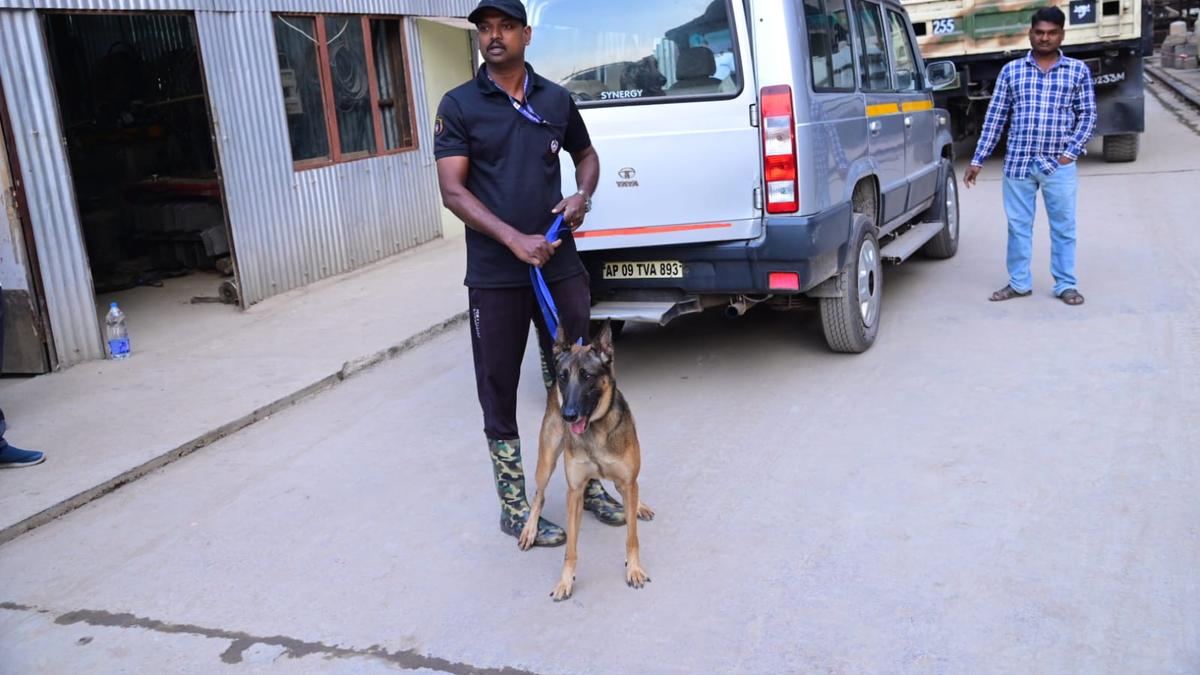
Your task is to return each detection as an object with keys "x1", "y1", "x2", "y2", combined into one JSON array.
[
  {"x1": 760, "y1": 85, "x2": 798, "y2": 214},
  {"x1": 769, "y1": 271, "x2": 800, "y2": 291}
]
